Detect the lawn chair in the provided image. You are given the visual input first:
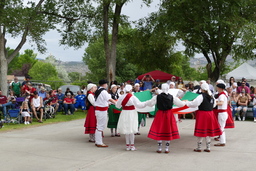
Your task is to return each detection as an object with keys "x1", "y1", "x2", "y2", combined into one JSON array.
[{"x1": 6, "y1": 109, "x2": 22, "y2": 124}]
